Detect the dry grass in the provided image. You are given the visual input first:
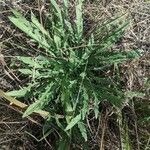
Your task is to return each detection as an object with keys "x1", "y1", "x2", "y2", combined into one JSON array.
[{"x1": 0, "y1": 0, "x2": 149, "y2": 149}]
